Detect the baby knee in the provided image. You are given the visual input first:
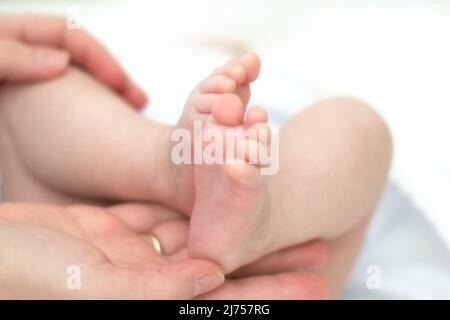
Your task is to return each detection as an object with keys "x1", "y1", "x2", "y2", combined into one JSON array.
[
  {"x1": 328, "y1": 95, "x2": 393, "y2": 170},
  {"x1": 323, "y1": 96, "x2": 391, "y2": 148}
]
